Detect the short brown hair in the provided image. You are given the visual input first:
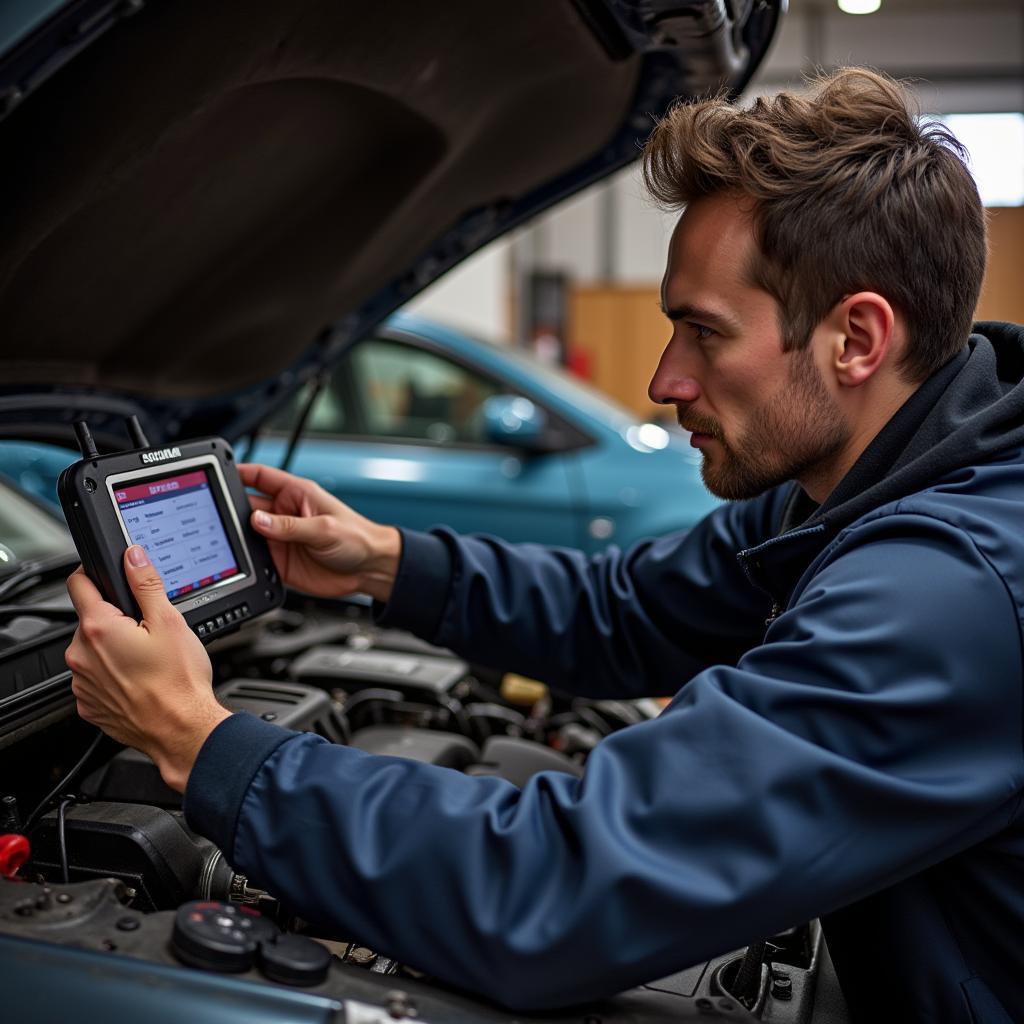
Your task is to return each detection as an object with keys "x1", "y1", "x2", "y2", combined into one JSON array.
[{"x1": 642, "y1": 68, "x2": 987, "y2": 382}]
